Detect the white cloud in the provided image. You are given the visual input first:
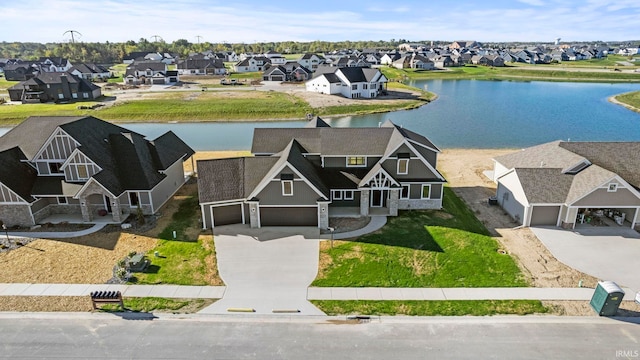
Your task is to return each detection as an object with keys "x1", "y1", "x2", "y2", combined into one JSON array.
[{"x1": 517, "y1": 0, "x2": 545, "y2": 6}]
